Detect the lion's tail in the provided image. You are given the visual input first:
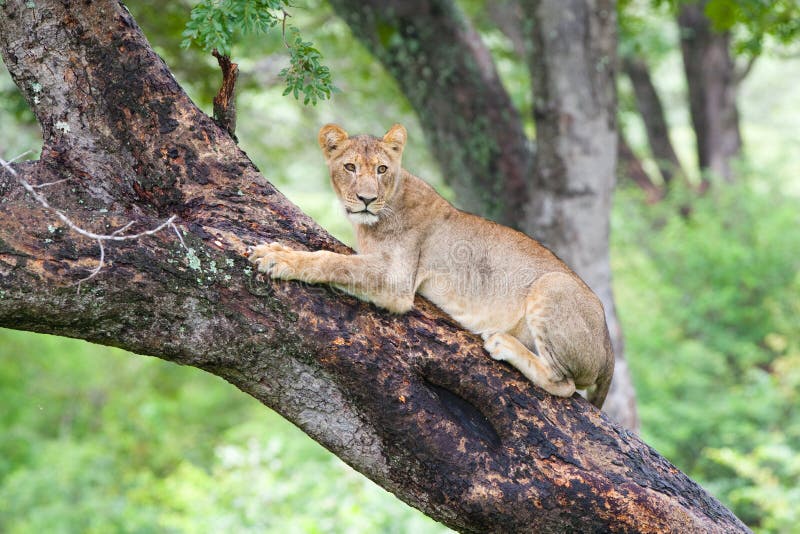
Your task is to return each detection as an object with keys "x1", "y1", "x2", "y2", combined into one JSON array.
[{"x1": 588, "y1": 360, "x2": 614, "y2": 409}]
